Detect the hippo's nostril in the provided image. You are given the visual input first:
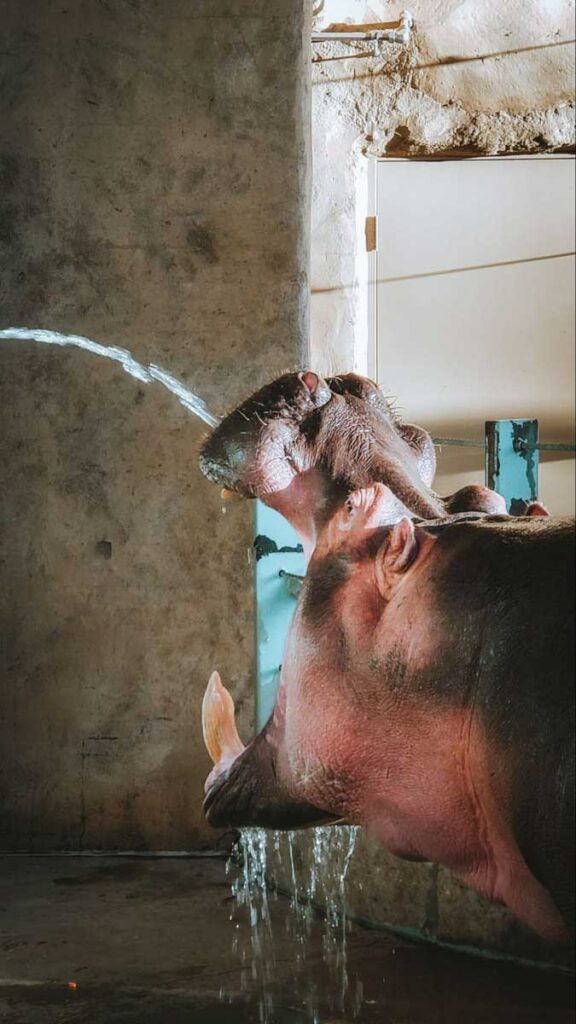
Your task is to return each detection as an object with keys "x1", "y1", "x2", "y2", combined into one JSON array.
[
  {"x1": 300, "y1": 371, "x2": 320, "y2": 394},
  {"x1": 299, "y1": 371, "x2": 331, "y2": 408}
]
